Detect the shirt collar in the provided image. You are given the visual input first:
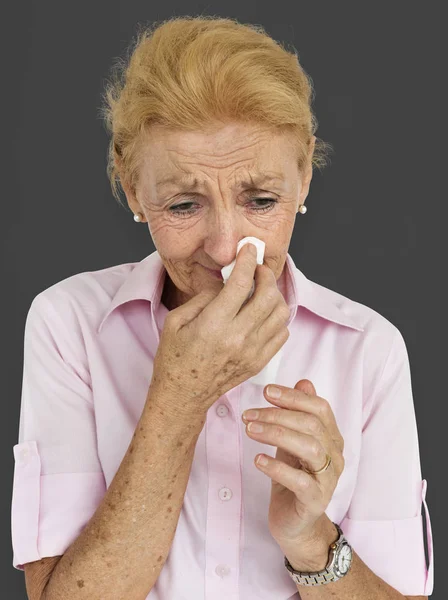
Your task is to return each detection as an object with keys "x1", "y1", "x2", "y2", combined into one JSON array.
[{"x1": 97, "y1": 250, "x2": 364, "y2": 335}]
